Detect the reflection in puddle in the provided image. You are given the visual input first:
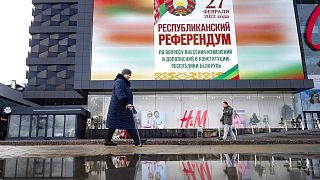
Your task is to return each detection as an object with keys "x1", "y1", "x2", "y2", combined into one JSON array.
[{"x1": 0, "y1": 154, "x2": 319, "y2": 179}]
